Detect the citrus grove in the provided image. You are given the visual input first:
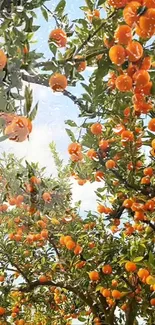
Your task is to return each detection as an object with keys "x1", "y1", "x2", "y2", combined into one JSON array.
[{"x1": 0, "y1": 0, "x2": 155, "y2": 324}]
